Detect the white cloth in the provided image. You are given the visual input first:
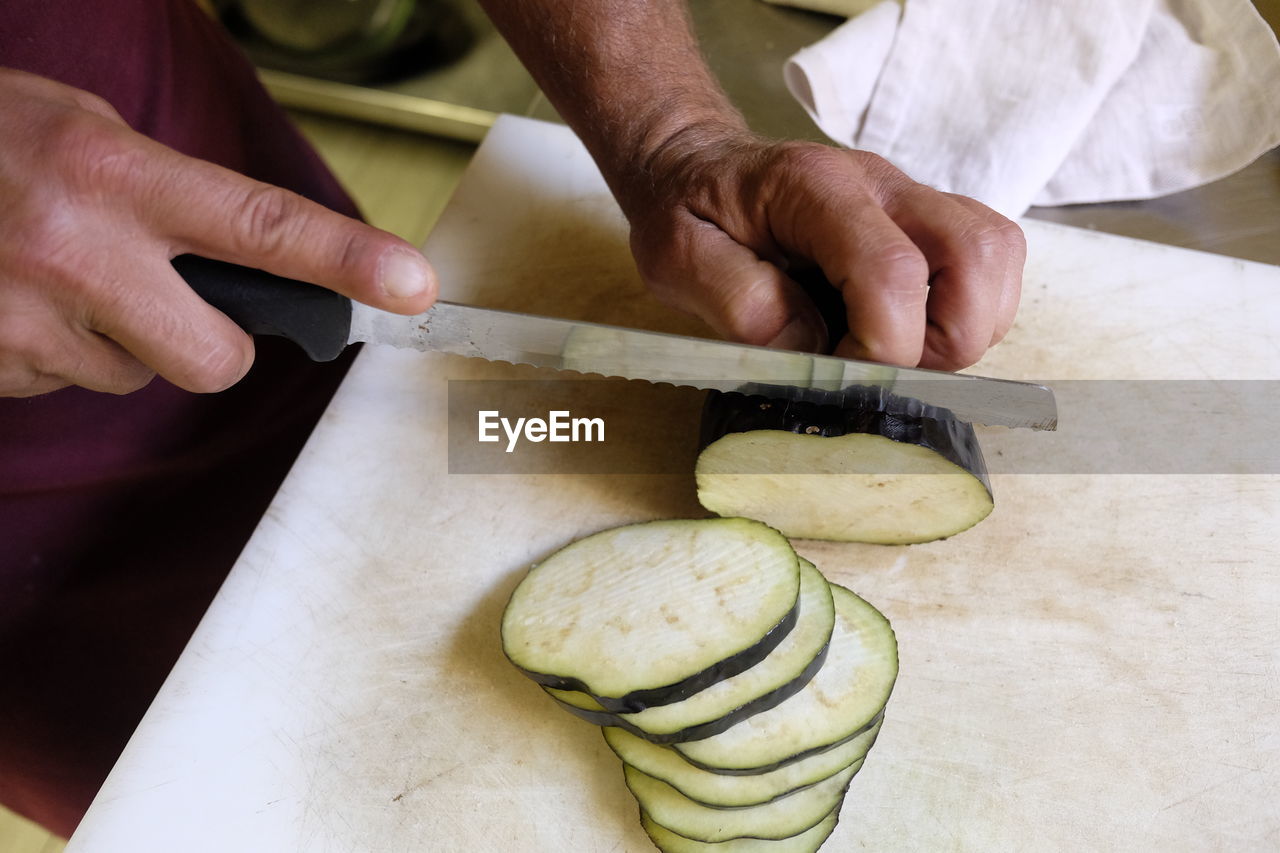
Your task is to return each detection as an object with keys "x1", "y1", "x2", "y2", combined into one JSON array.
[{"x1": 782, "y1": 0, "x2": 1280, "y2": 217}]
